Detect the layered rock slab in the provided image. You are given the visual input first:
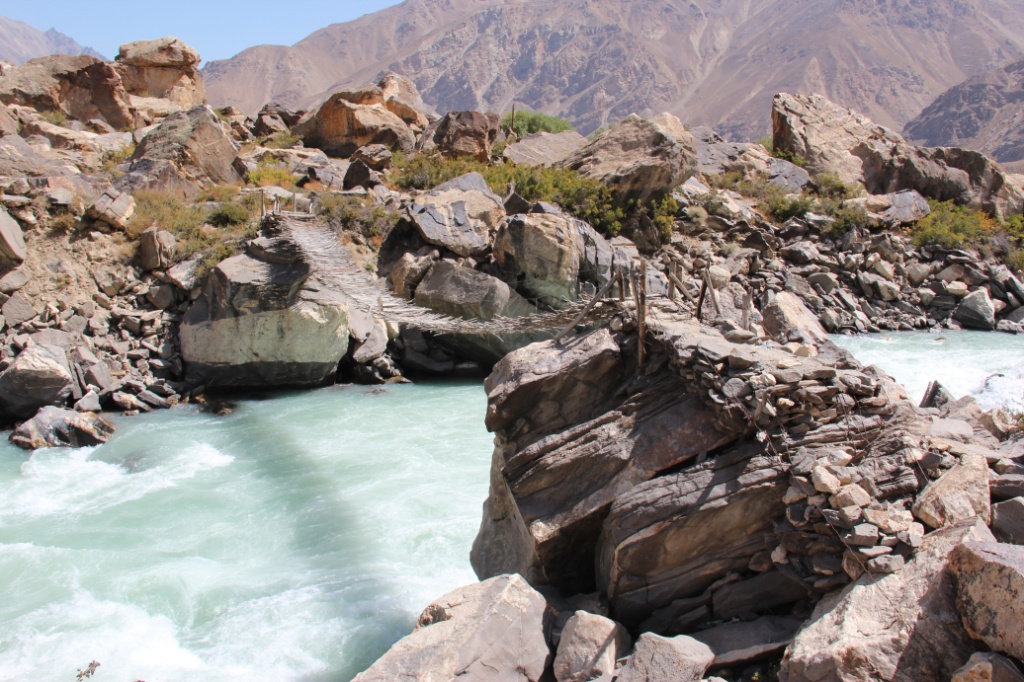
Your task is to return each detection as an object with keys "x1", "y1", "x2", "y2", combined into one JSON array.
[{"x1": 949, "y1": 541, "x2": 1024, "y2": 661}]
